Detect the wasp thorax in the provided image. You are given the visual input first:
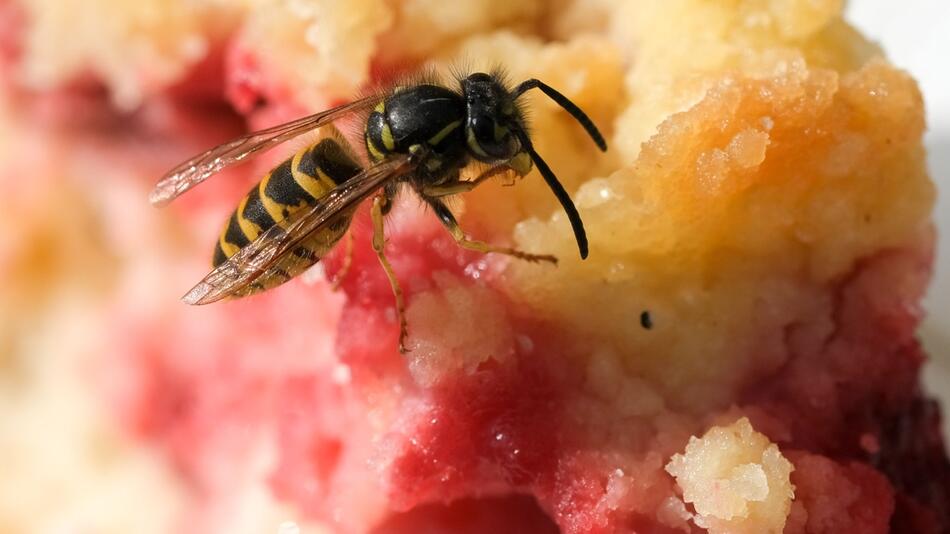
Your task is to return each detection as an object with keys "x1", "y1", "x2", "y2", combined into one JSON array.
[{"x1": 462, "y1": 73, "x2": 519, "y2": 162}]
